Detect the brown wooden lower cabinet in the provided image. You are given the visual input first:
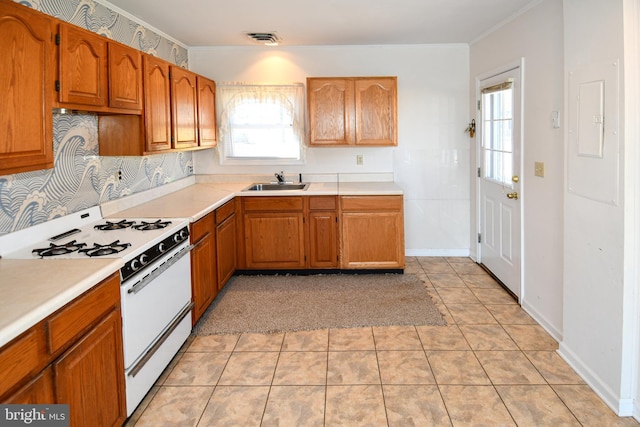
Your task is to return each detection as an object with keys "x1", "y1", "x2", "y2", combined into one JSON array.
[
  {"x1": 3, "y1": 366, "x2": 54, "y2": 404},
  {"x1": 0, "y1": 273, "x2": 126, "y2": 427},
  {"x1": 216, "y1": 200, "x2": 237, "y2": 289},
  {"x1": 190, "y1": 212, "x2": 217, "y2": 325},
  {"x1": 308, "y1": 196, "x2": 339, "y2": 268},
  {"x1": 340, "y1": 195, "x2": 405, "y2": 269},
  {"x1": 242, "y1": 197, "x2": 306, "y2": 269},
  {"x1": 238, "y1": 194, "x2": 403, "y2": 271},
  {"x1": 54, "y1": 310, "x2": 126, "y2": 427}
]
